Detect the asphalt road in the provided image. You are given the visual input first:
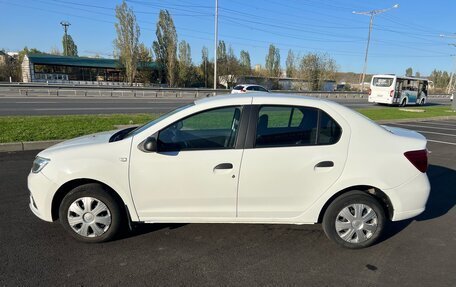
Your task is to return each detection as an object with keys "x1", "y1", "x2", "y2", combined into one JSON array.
[
  {"x1": 0, "y1": 119, "x2": 455, "y2": 286},
  {"x1": 0, "y1": 95, "x2": 451, "y2": 115}
]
